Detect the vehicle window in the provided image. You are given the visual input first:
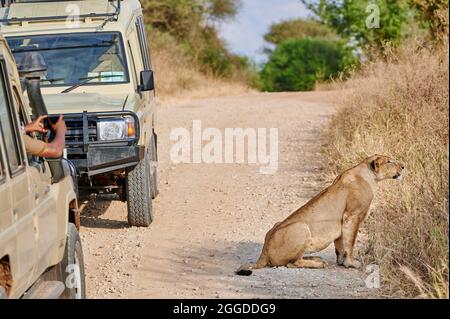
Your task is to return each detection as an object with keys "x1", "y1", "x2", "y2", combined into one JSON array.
[
  {"x1": 12, "y1": 89, "x2": 35, "y2": 163},
  {"x1": 7, "y1": 32, "x2": 130, "y2": 87},
  {"x1": 13, "y1": 89, "x2": 27, "y2": 125},
  {"x1": 0, "y1": 61, "x2": 24, "y2": 175},
  {"x1": 136, "y1": 16, "x2": 151, "y2": 70}
]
